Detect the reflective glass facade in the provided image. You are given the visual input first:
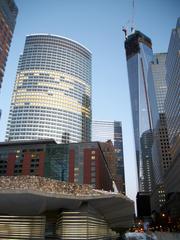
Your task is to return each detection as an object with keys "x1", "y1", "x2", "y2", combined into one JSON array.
[
  {"x1": 0, "y1": 0, "x2": 18, "y2": 88},
  {"x1": 125, "y1": 31, "x2": 154, "y2": 192},
  {"x1": 163, "y1": 19, "x2": 180, "y2": 219},
  {"x1": 147, "y1": 53, "x2": 167, "y2": 131},
  {"x1": 45, "y1": 143, "x2": 69, "y2": 181},
  {"x1": 92, "y1": 121, "x2": 114, "y2": 142},
  {"x1": 6, "y1": 34, "x2": 92, "y2": 143},
  {"x1": 92, "y1": 120, "x2": 125, "y2": 193},
  {"x1": 148, "y1": 53, "x2": 171, "y2": 185},
  {"x1": 151, "y1": 54, "x2": 167, "y2": 113}
]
